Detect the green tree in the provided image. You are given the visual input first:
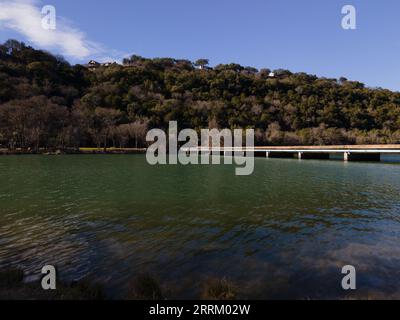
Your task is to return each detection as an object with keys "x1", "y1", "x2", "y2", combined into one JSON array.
[{"x1": 195, "y1": 59, "x2": 209, "y2": 69}]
